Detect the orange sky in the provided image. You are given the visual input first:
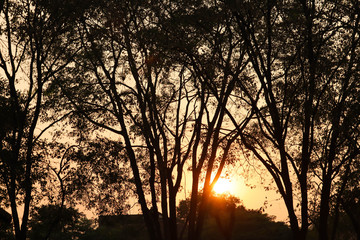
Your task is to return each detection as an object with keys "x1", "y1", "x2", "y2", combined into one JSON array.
[
  {"x1": 229, "y1": 175, "x2": 289, "y2": 222},
  {"x1": 123, "y1": 170, "x2": 289, "y2": 223}
]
